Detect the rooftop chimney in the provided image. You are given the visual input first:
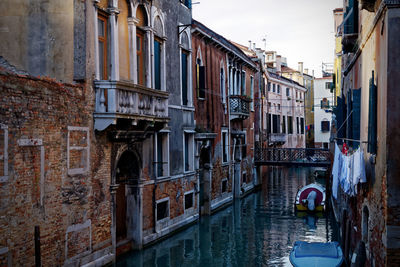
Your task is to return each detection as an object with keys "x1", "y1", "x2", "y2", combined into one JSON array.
[
  {"x1": 248, "y1": 40, "x2": 252, "y2": 50},
  {"x1": 304, "y1": 68, "x2": 308, "y2": 74},
  {"x1": 298, "y1": 62, "x2": 304, "y2": 74},
  {"x1": 253, "y1": 42, "x2": 256, "y2": 51}
]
